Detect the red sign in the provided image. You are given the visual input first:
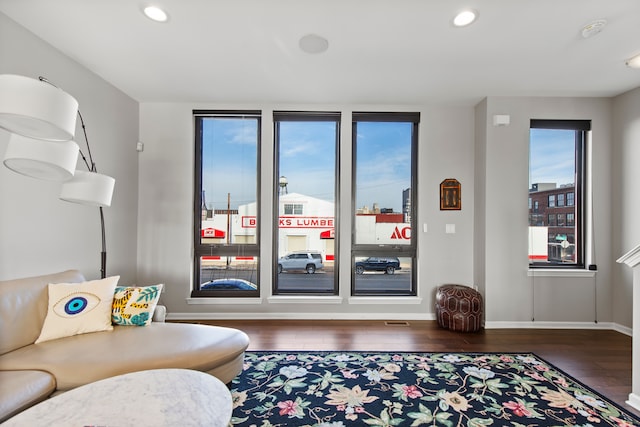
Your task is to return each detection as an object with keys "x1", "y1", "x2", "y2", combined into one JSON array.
[
  {"x1": 320, "y1": 229, "x2": 335, "y2": 239},
  {"x1": 390, "y1": 226, "x2": 411, "y2": 240},
  {"x1": 242, "y1": 216, "x2": 334, "y2": 229},
  {"x1": 201, "y1": 228, "x2": 225, "y2": 238},
  {"x1": 242, "y1": 216, "x2": 257, "y2": 228}
]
